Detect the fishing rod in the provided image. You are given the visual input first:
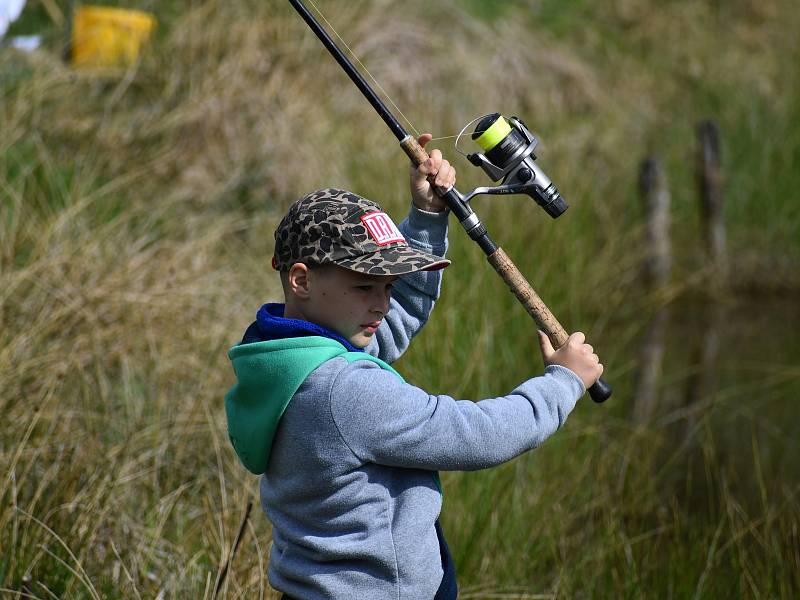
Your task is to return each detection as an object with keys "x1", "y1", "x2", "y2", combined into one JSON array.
[{"x1": 288, "y1": 0, "x2": 612, "y2": 403}]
